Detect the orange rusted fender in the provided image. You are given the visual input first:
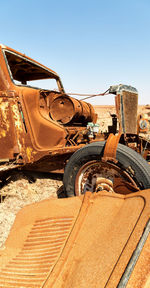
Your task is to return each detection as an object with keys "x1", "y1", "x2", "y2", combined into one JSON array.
[
  {"x1": 0, "y1": 189, "x2": 150, "y2": 287},
  {"x1": 102, "y1": 132, "x2": 121, "y2": 163}
]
